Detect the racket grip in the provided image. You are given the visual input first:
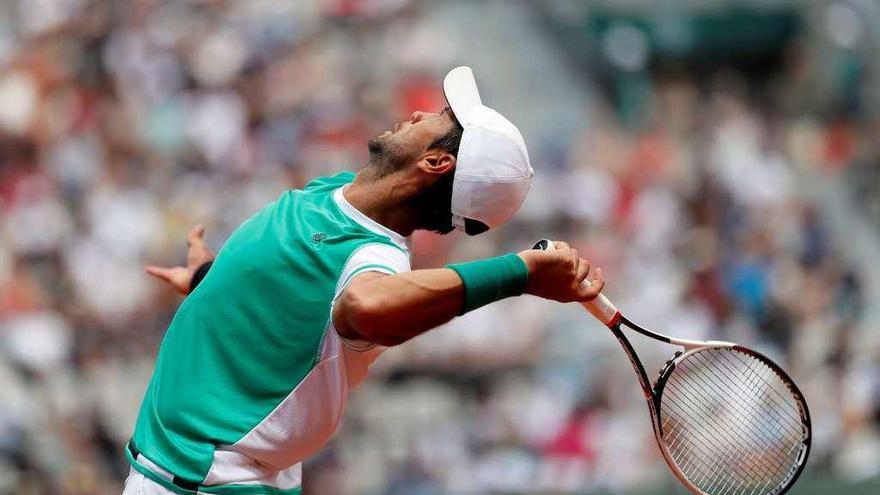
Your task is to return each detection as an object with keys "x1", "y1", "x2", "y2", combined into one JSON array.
[
  {"x1": 580, "y1": 285, "x2": 620, "y2": 327},
  {"x1": 532, "y1": 239, "x2": 621, "y2": 327}
]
